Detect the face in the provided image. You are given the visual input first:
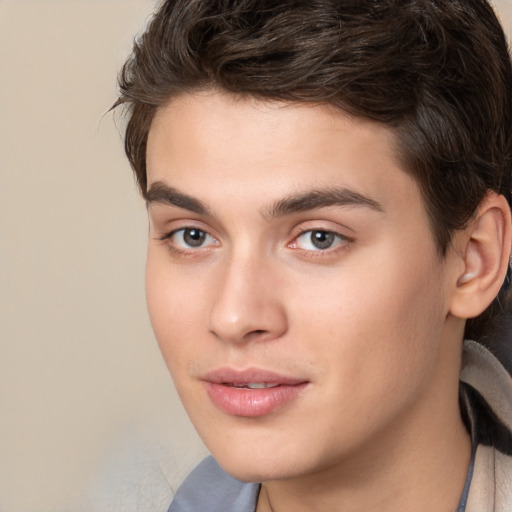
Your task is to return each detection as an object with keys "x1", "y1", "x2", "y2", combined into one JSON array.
[{"x1": 145, "y1": 91, "x2": 461, "y2": 482}]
